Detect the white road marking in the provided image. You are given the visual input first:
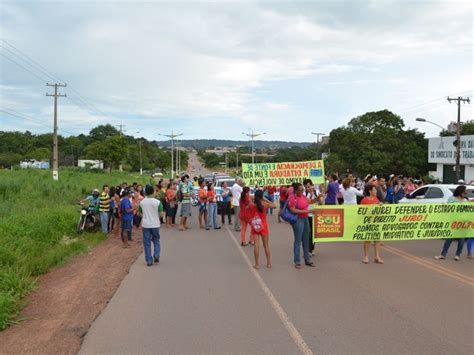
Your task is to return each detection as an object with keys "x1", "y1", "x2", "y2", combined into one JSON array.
[{"x1": 225, "y1": 226, "x2": 314, "y2": 355}]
